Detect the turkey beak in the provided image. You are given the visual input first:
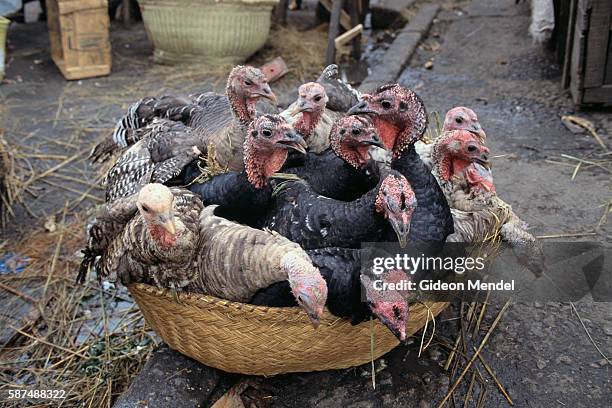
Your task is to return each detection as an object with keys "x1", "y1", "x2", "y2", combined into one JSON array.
[
  {"x1": 348, "y1": 100, "x2": 376, "y2": 116},
  {"x1": 382, "y1": 320, "x2": 406, "y2": 342},
  {"x1": 474, "y1": 151, "x2": 491, "y2": 169},
  {"x1": 289, "y1": 97, "x2": 314, "y2": 116},
  {"x1": 277, "y1": 131, "x2": 307, "y2": 154},
  {"x1": 361, "y1": 133, "x2": 385, "y2": 149},
  {"x1": 390, "y1": 215, "x2": 411, "y2": 249},
  {"x1": 257, "y1": 84, "x2": 278, "y2": 107},
  {"x1": 158, "y1": 214, "x2": 176, "y2": 235},
  {"x1": 308, "y1": 309, "x2": 322, "y2": 329},
  {"x1": 470, "y1": 123, "x2": 487, "y2": 141},
  {"x1": 369, "y1": 305, "x2": 406, "y2": 342}
]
